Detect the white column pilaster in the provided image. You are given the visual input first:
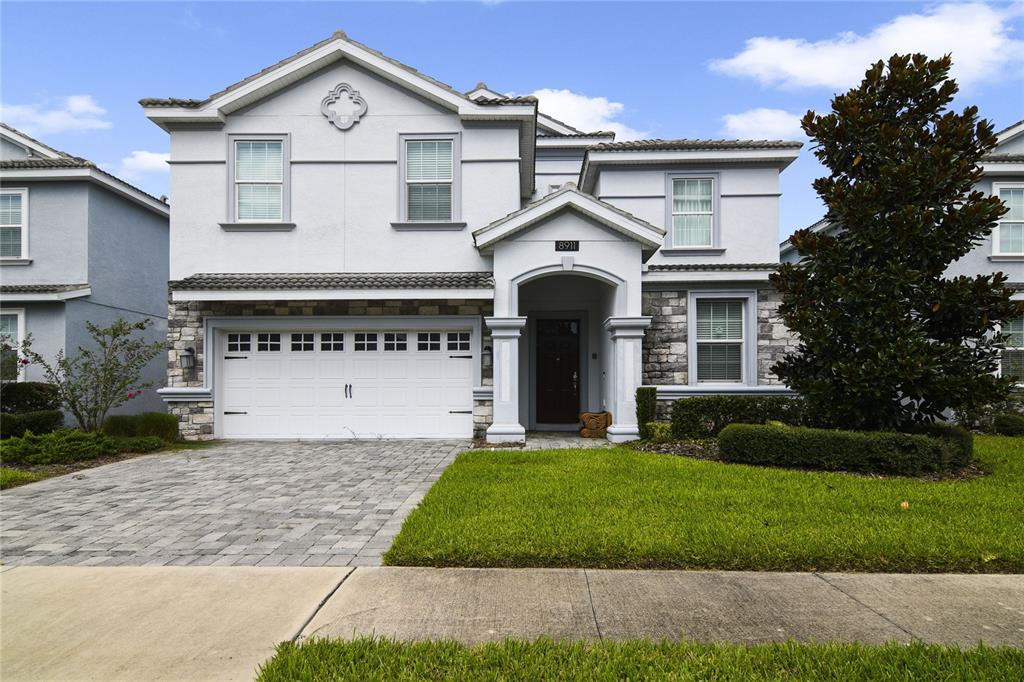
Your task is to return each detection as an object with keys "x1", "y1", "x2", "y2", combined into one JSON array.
[
  {"x1": 484, "y1": 317, "x2": 527, "y2": 443},
  {"x1": 603, "y1": 316, "x2": 652, "y2": 443}
]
